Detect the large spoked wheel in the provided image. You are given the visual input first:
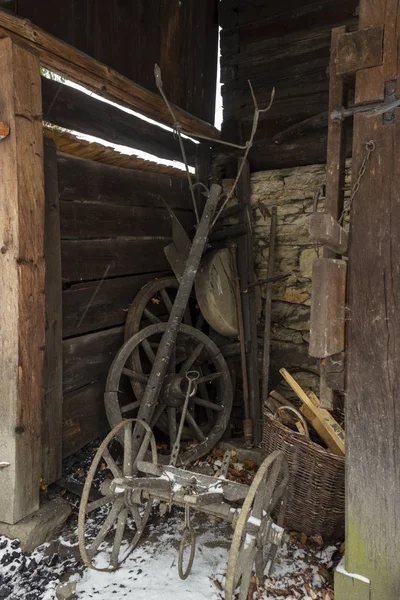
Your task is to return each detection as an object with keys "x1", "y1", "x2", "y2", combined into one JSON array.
[
  {"x1": 125, "y1": 277, "x2": 207, "y2": 402},
  {"x1": 225, "y1": 451, "x2": 289, "y2": 600},
  {"x1": 125, "y1": 277, "x2": 199, "y2": 339},
  {"x1": 105, "y1": 323, "x2": 233, "y2": 464},
  {"x1": 78, "y1": 419, "x2": 157, "y2": 572}
]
